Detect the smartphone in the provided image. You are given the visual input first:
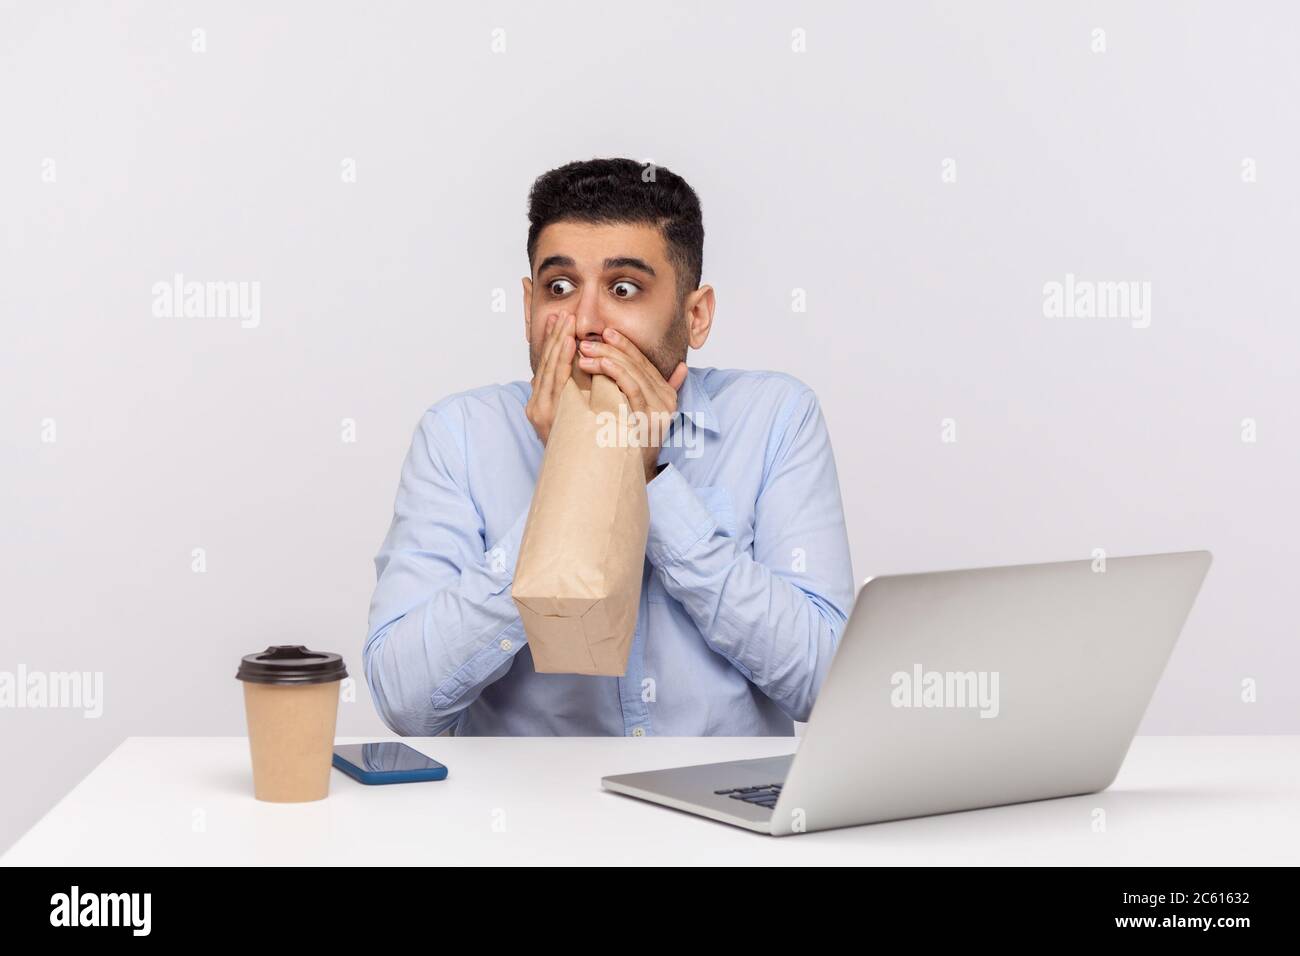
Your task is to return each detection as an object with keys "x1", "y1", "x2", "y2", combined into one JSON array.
[{"x1": 332, "y1": 742, "x2": 448, "y2": 785}]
